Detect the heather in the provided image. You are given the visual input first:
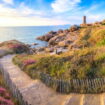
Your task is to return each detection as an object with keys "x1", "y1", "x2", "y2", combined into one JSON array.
[
  {"x1": 0, "y1": 72, "x2": 19, "y2": 105},
  {"x1": 0, "y1": 40, "x2": 30, "y2": 57},
  {"x1": 13, "y1": 25, "x2": 105, "y2": 80}
]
